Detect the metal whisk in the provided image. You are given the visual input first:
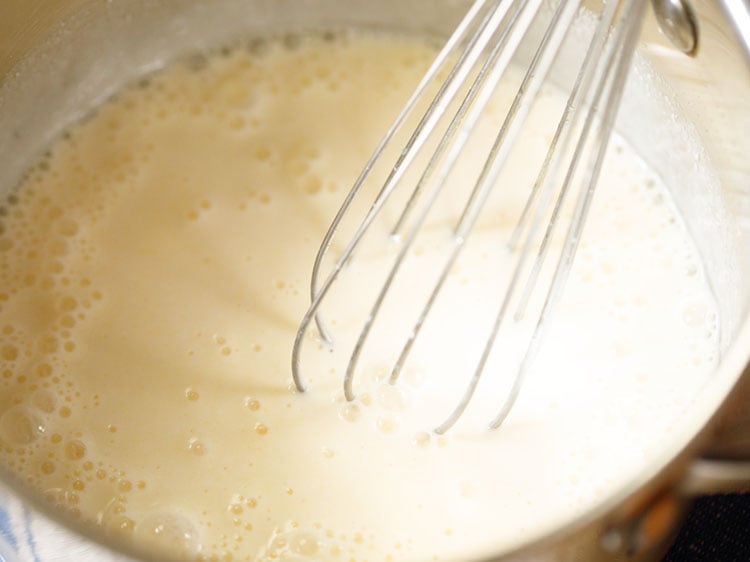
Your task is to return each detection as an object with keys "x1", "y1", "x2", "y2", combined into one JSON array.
[{"x1": 292, "y1": 0, "x2": 648, "y2": 433}]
